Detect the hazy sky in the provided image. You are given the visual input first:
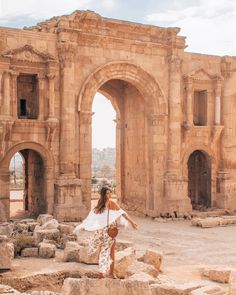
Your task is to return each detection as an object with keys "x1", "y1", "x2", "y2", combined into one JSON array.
[{"x1": 0, "y1": 0, "x2": 235, "y2": 149}]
